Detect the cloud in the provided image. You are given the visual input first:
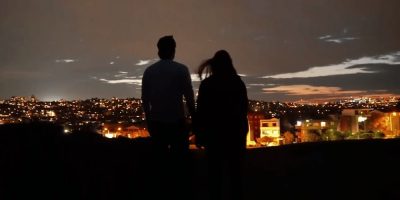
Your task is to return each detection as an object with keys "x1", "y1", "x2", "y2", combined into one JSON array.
[
  {"x1": 318, "y1": 34, "x2": 358, "y2": 43},
  {"x1": 248, "y1": 83, "x2": 276, "y2": 87},
  {"x1": 113, "y1": 71, "x2": 129, "y2": 78},
  {"x1": 96, "y1": 71, "x2": 142, "y2": 85},
  {"x1": 99, "y1": 78, "x2": 142, "y2": 85},
  {"x1": 55, "y1": 59, "x2": 77, "y2": 63},
  {"x1": 248, "y1": 83, "x2": 266, "y2": 86},
  {"x1": 319, "y1": 35, "x2": 332, "y2": 40},
  {"x1": 262, "y1": 51, "x2": 400, "y2": 79},
  {"x1": 135, "y1": 58, "x2": 159, "y2": 66},
  {"x1": 325, "y1": 37, "x2": 358, "y2": 44},
  {"x1": 263, "y1": 85, "x2": 365, "y2": 95},
  {"x1": 135, "y1": 60, "x2": 151, "y2": 66}
]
